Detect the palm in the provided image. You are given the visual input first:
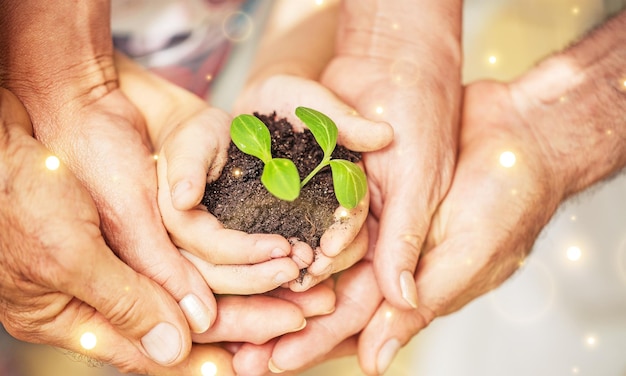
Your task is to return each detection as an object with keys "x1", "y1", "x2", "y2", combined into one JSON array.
[{"x1": 322, "y1": 55, "x2": 460, "y2": 308}]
